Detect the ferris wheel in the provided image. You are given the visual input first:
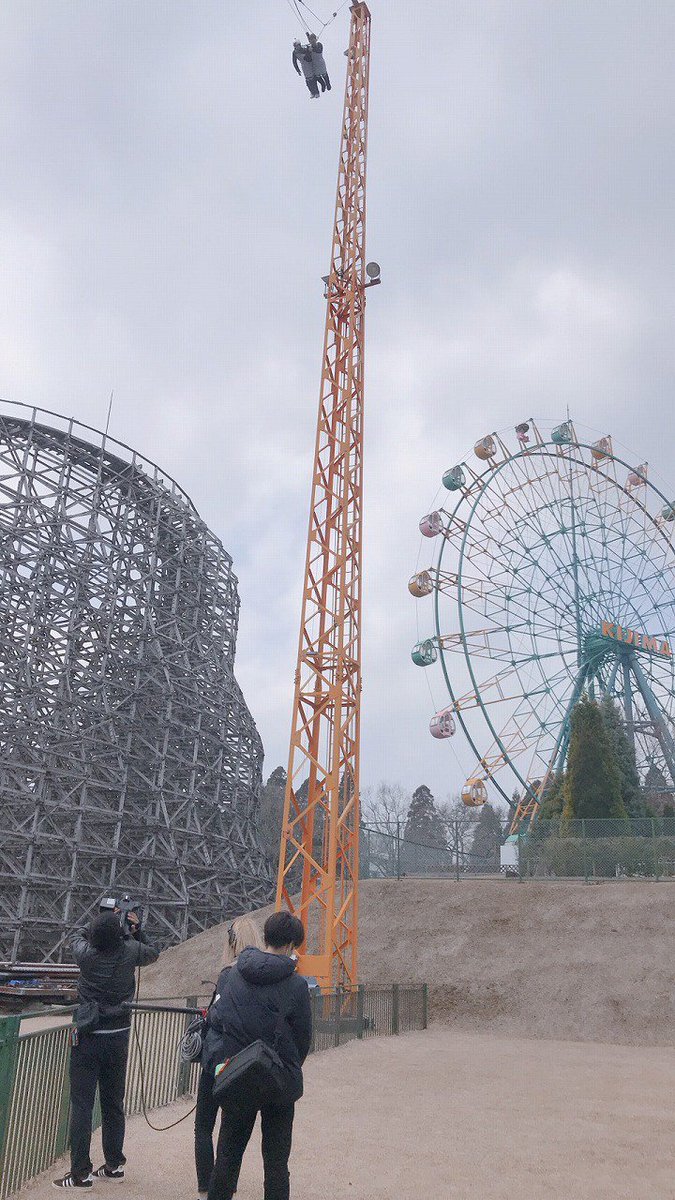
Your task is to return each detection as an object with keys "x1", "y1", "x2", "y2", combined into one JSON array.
[{"x1": 410, "y1": 420, "x2": 675, "y2": 831}]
